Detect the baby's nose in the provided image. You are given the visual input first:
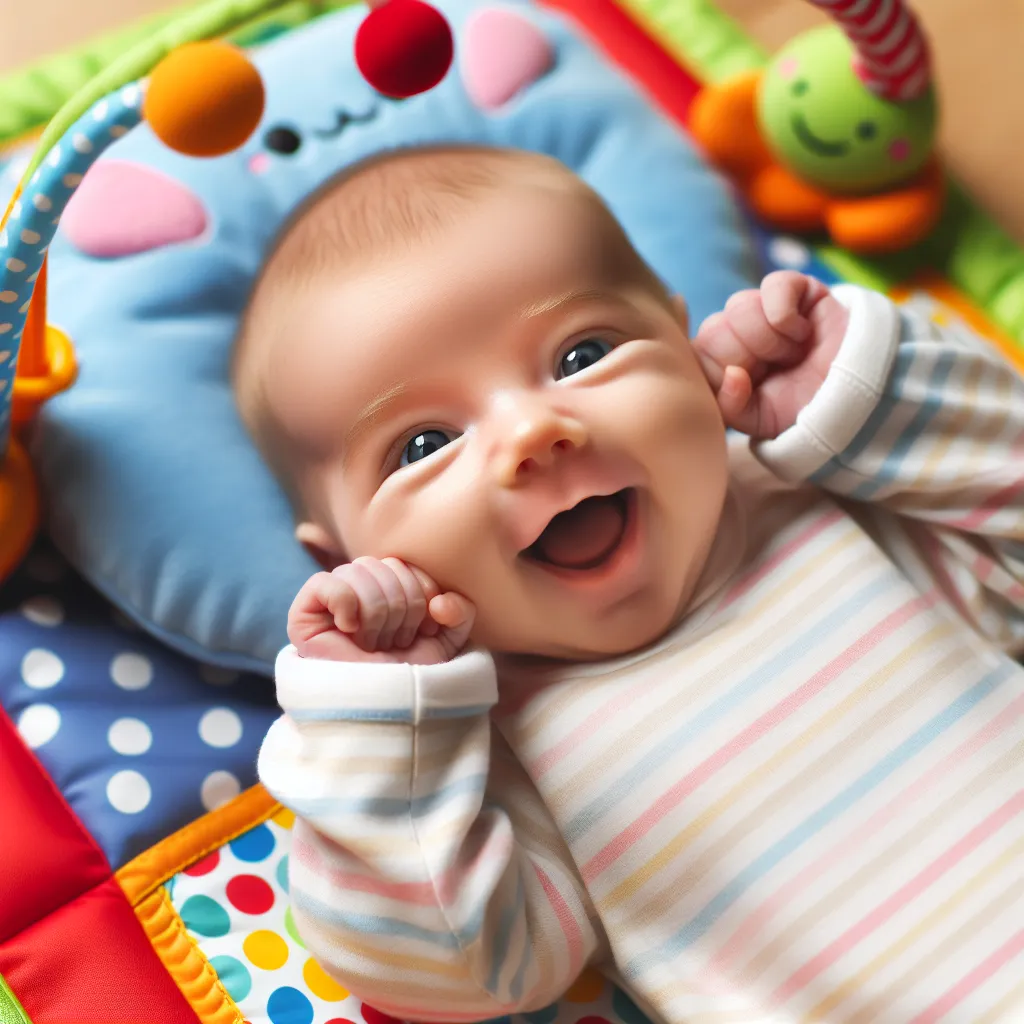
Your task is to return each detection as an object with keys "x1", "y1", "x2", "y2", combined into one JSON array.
[{"x1": 491, "y1": 401, "x2": 587, "y2": 487}]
